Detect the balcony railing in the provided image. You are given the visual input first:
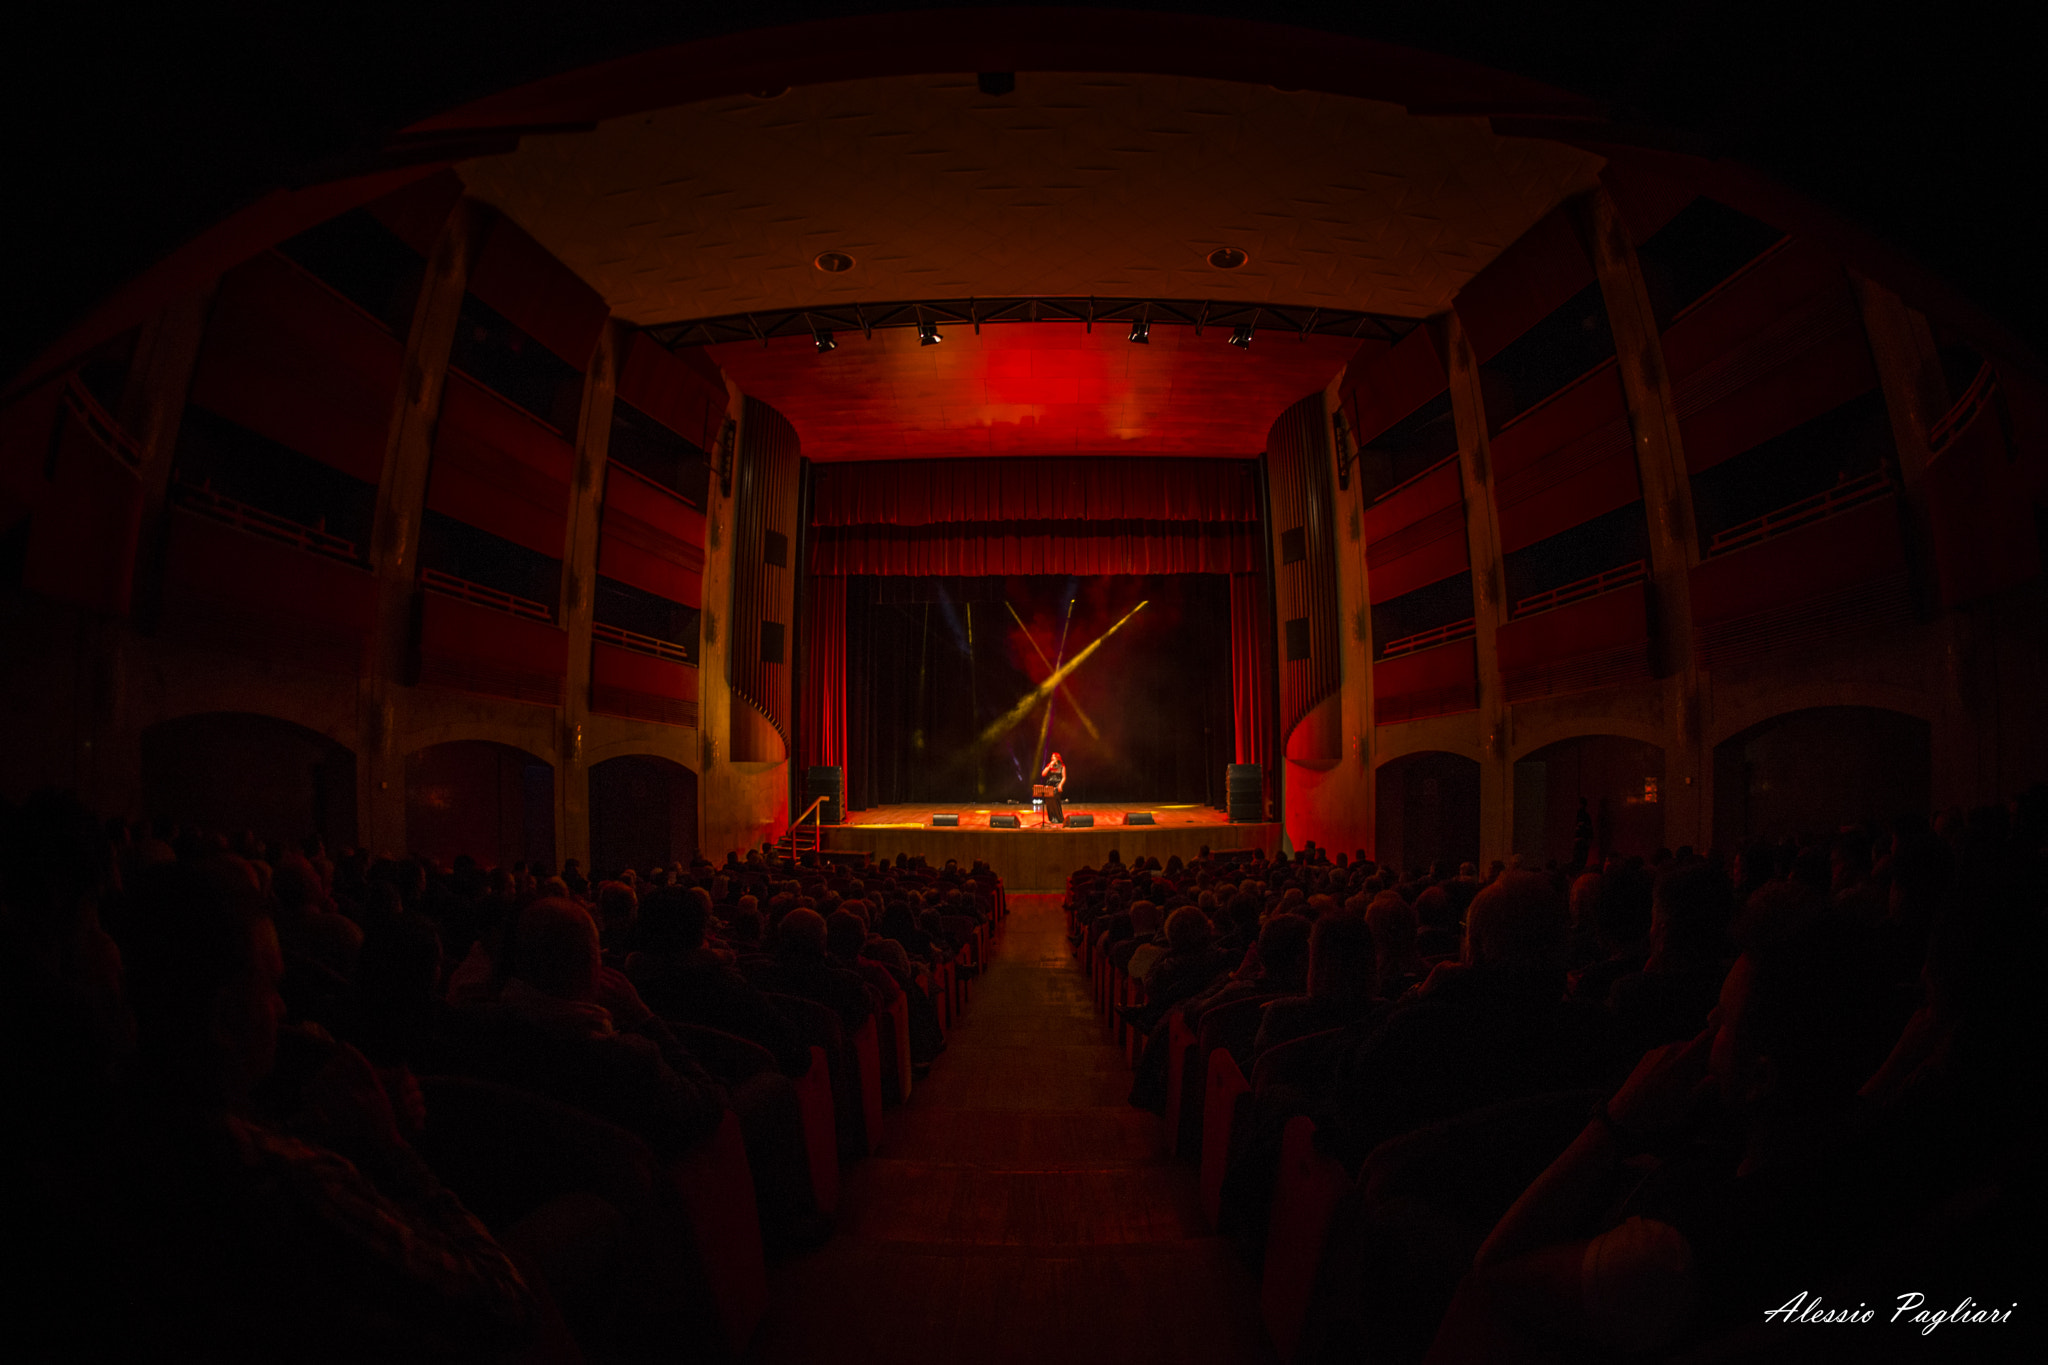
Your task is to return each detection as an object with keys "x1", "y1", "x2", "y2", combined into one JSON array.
[
  {"x1": 1510, "y1": 559, "x2": 1648, "y2": 620},
  {"x1": 1378, "y1": 615, "x2": 1475, "y2": 660},
  {"x1": 1706, "y1": 468, "x2": 1894, "y2": 559},
  {"x1": 1928, "y1": 361, "x2": 1996, "y2": 455},
  {"x1": 173, "y1": 476, "x2": 363, "y2": 564},
  {"x1": 592, "y1": 619, "x2": 696, "y2": 666},
  {"x1": 420, "y1": 567, "x2": 555, "y2": 623},
  {"x1": 63, "y1": 375, "x2": 144, "y2": 471}
]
